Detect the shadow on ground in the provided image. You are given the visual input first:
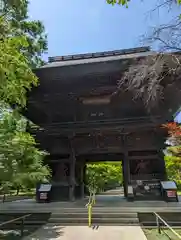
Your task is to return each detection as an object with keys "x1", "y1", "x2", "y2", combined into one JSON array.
[
  {"x1": 0, "y1": 224, "x2": 65, "y2": 240},
  {"x1": 23, "y1": 224, "x2": 65, "y2": 240}
]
